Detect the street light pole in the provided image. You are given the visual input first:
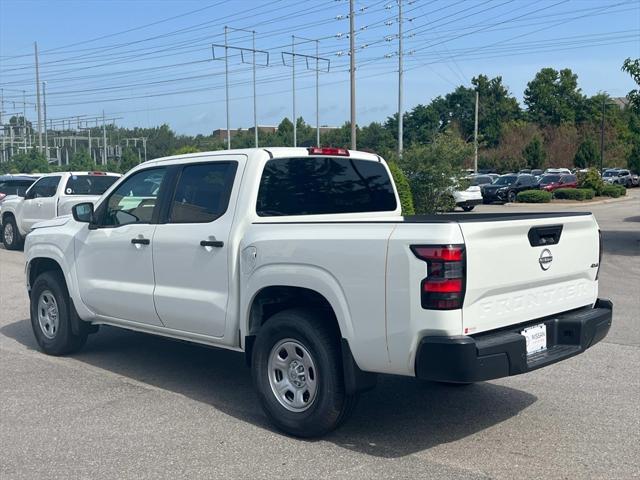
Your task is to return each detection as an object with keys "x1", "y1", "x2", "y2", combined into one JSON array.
[{"x1": 349, "y1": 0, "x2": 356, "y2": 150}]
